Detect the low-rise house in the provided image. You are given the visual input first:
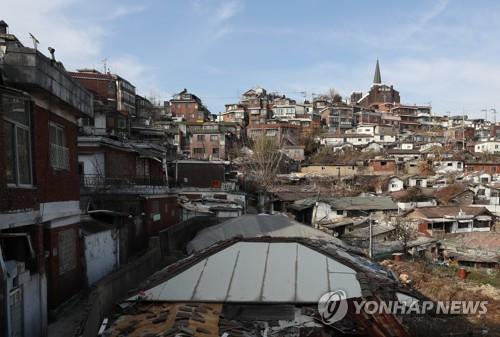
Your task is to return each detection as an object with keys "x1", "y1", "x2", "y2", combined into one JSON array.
[
  {"x1": 247, "y1": 123, "x2": 300, "y2": 145},
  {"x1": 390, "y1": 190, "x2": 437, "y2": 212},
  {"x1": 300, "y1": 162, "x2": 368, "y2": 177},
  {"x1": 405, "y1": 206, "x2": 494, "y2": 235},
  {"x1": 361, "y1": 141, "x2": 383, "y2": 152},
  {"x1": 369, "y1": 159, "x2": 397, "y2": 175},
  {"x1": 408, "y1": 176, "x2": 429, "y2": 188},
  {"x1": 474, "y1": 141, "x2": 500, "y2": 153},
  {"x1": 171, "y1": 160, "x2": 233, "y2": 189},
  {"x1": 434, "y1": 160, "x2": 464, "y2": 174},
  {"x1": 291, "y1": 196, "x2": 398, "y2": 229},
  {"x1": 440, "y1": 232, "x2": 500, "y2": 268},
  {"x1": 463, "y1": 171, "x2": 492, "y2": 184},
  {"x1": 433, "y1": 184, "x2": 474, "y2": 205},
  {"x1": 465, "y1": 162, "x2": 500, "y2": 174},
  {"x1": 387, "y1": 176, "x2": 404, "y2": 192},
  {"x1": 281, "y1": 145, "x2": 305, "y2": 162},
  {"x1": 115, "y1": 235, "x2": 412, "y2": 337},
  {"x1": 176, "y1": 188, "x2": 246, "y2": 221},
  {"x1": 319, "y1": 133, "x2": 373, "y2": 146},
  {"x1": 387, "y1": 149, "x2": 421, "y2": 162}
]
